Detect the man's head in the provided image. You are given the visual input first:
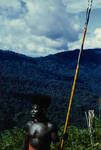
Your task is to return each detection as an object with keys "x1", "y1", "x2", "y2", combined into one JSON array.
[
  {"x1": 31, "y1": 94, "x2": 51, "y2": 107},
  {"x1": 31, "y1": 94, "x2": 51, "y2": 120}
]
